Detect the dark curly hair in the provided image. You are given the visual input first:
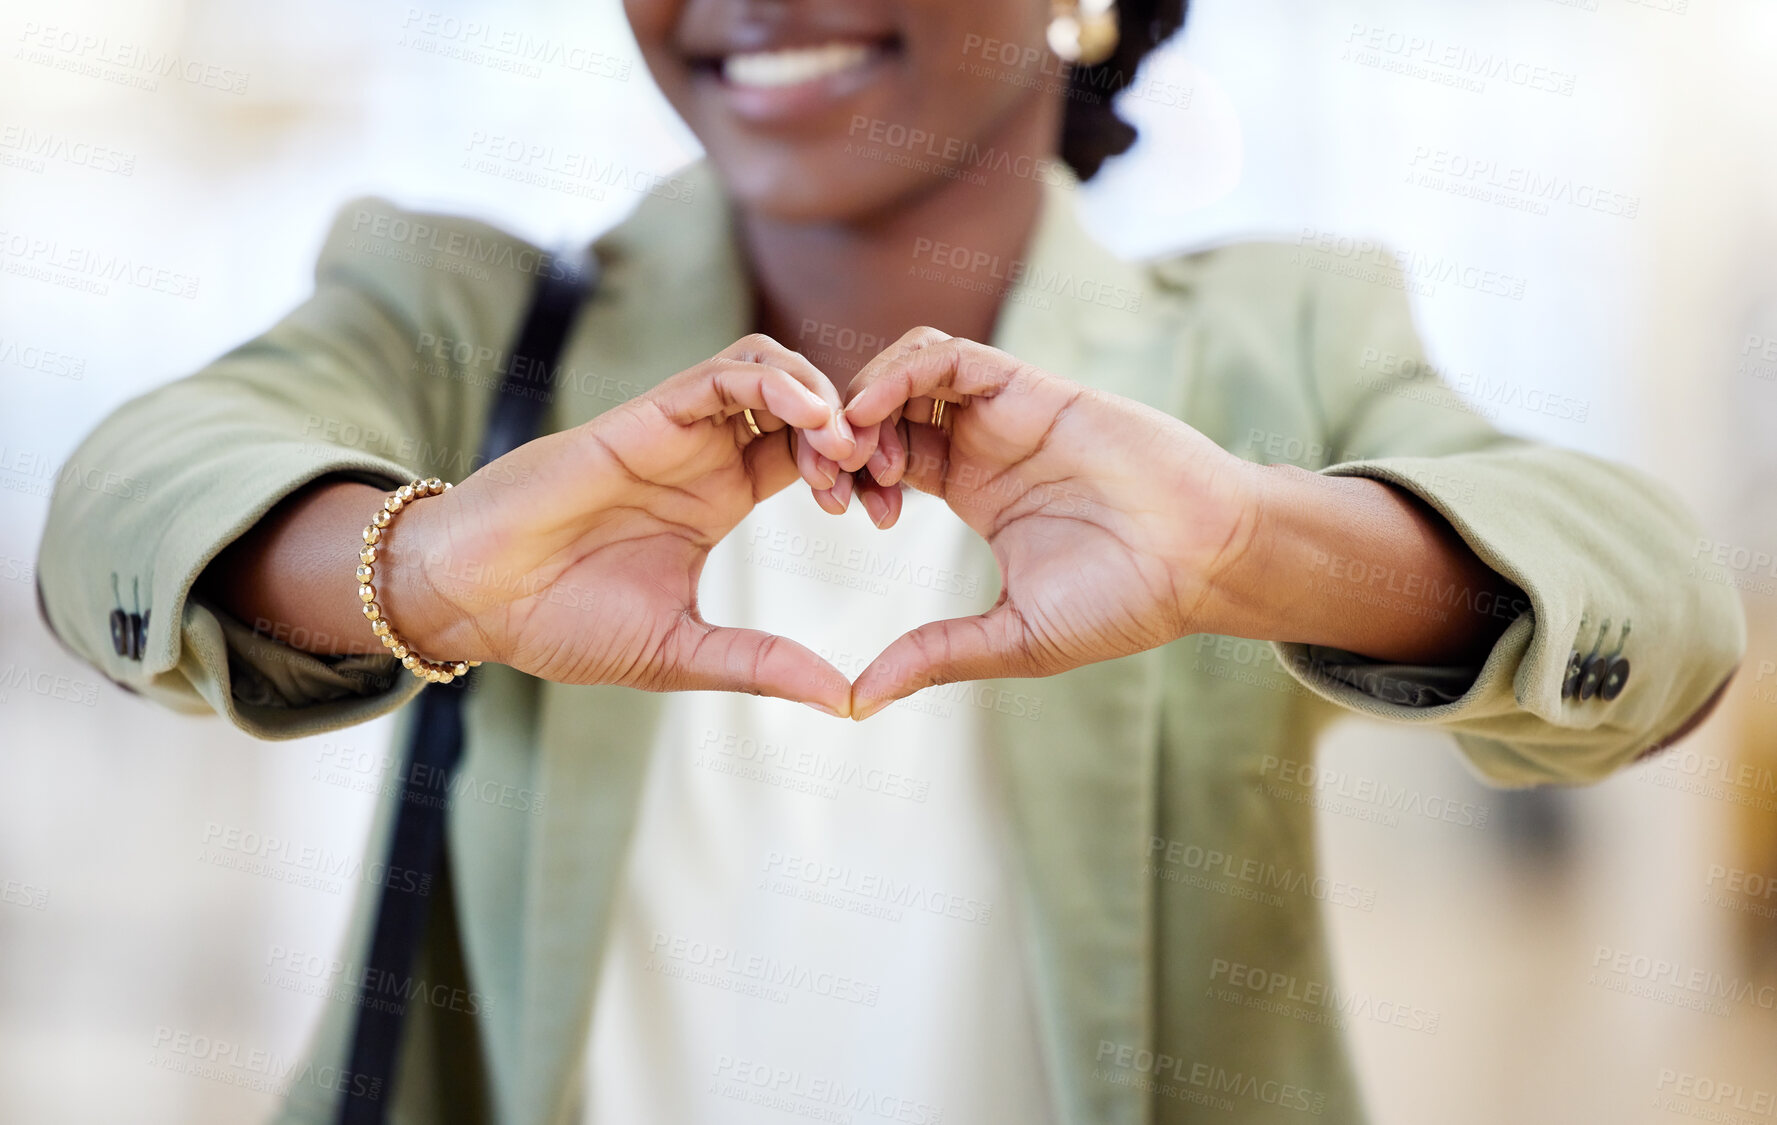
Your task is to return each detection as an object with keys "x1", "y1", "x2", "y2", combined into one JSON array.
[{"x1": 1061, "y1": 0, "x2": 1190, "y2": 180}]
